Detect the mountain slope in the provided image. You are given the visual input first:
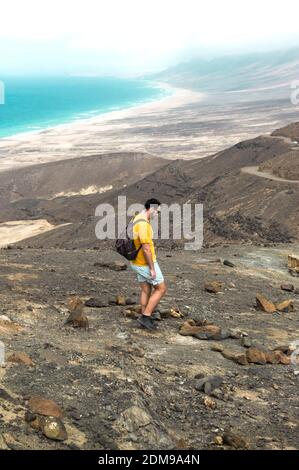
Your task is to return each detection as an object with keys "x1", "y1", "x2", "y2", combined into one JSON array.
[
  {"x1": 5, "y1": 122, "x2": 298, "y2": 249},
  {"x1": 150, "y1": 48, "x2": 299, "y2": 96}
]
